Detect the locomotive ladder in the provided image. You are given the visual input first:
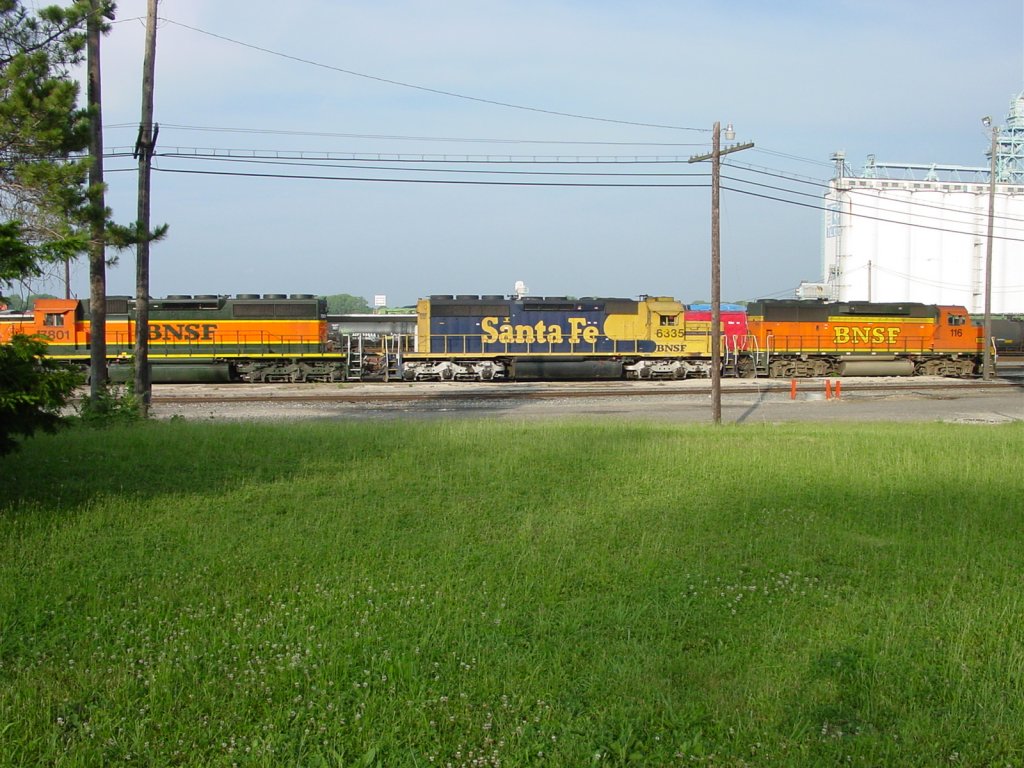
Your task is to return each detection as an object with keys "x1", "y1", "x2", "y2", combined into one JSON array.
[
  {"x1": 723, "y1": 334, "x2": 768, "y2": 377},
  {"x1": 382, "y1": 334, "x2": 403, "y2": 382},
  {"x1": 345, "y1": 335, "x2": 364, "y2": 381},
  {"x1": 750, "y1": 336, "x2": 770, "y2": 376}
]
